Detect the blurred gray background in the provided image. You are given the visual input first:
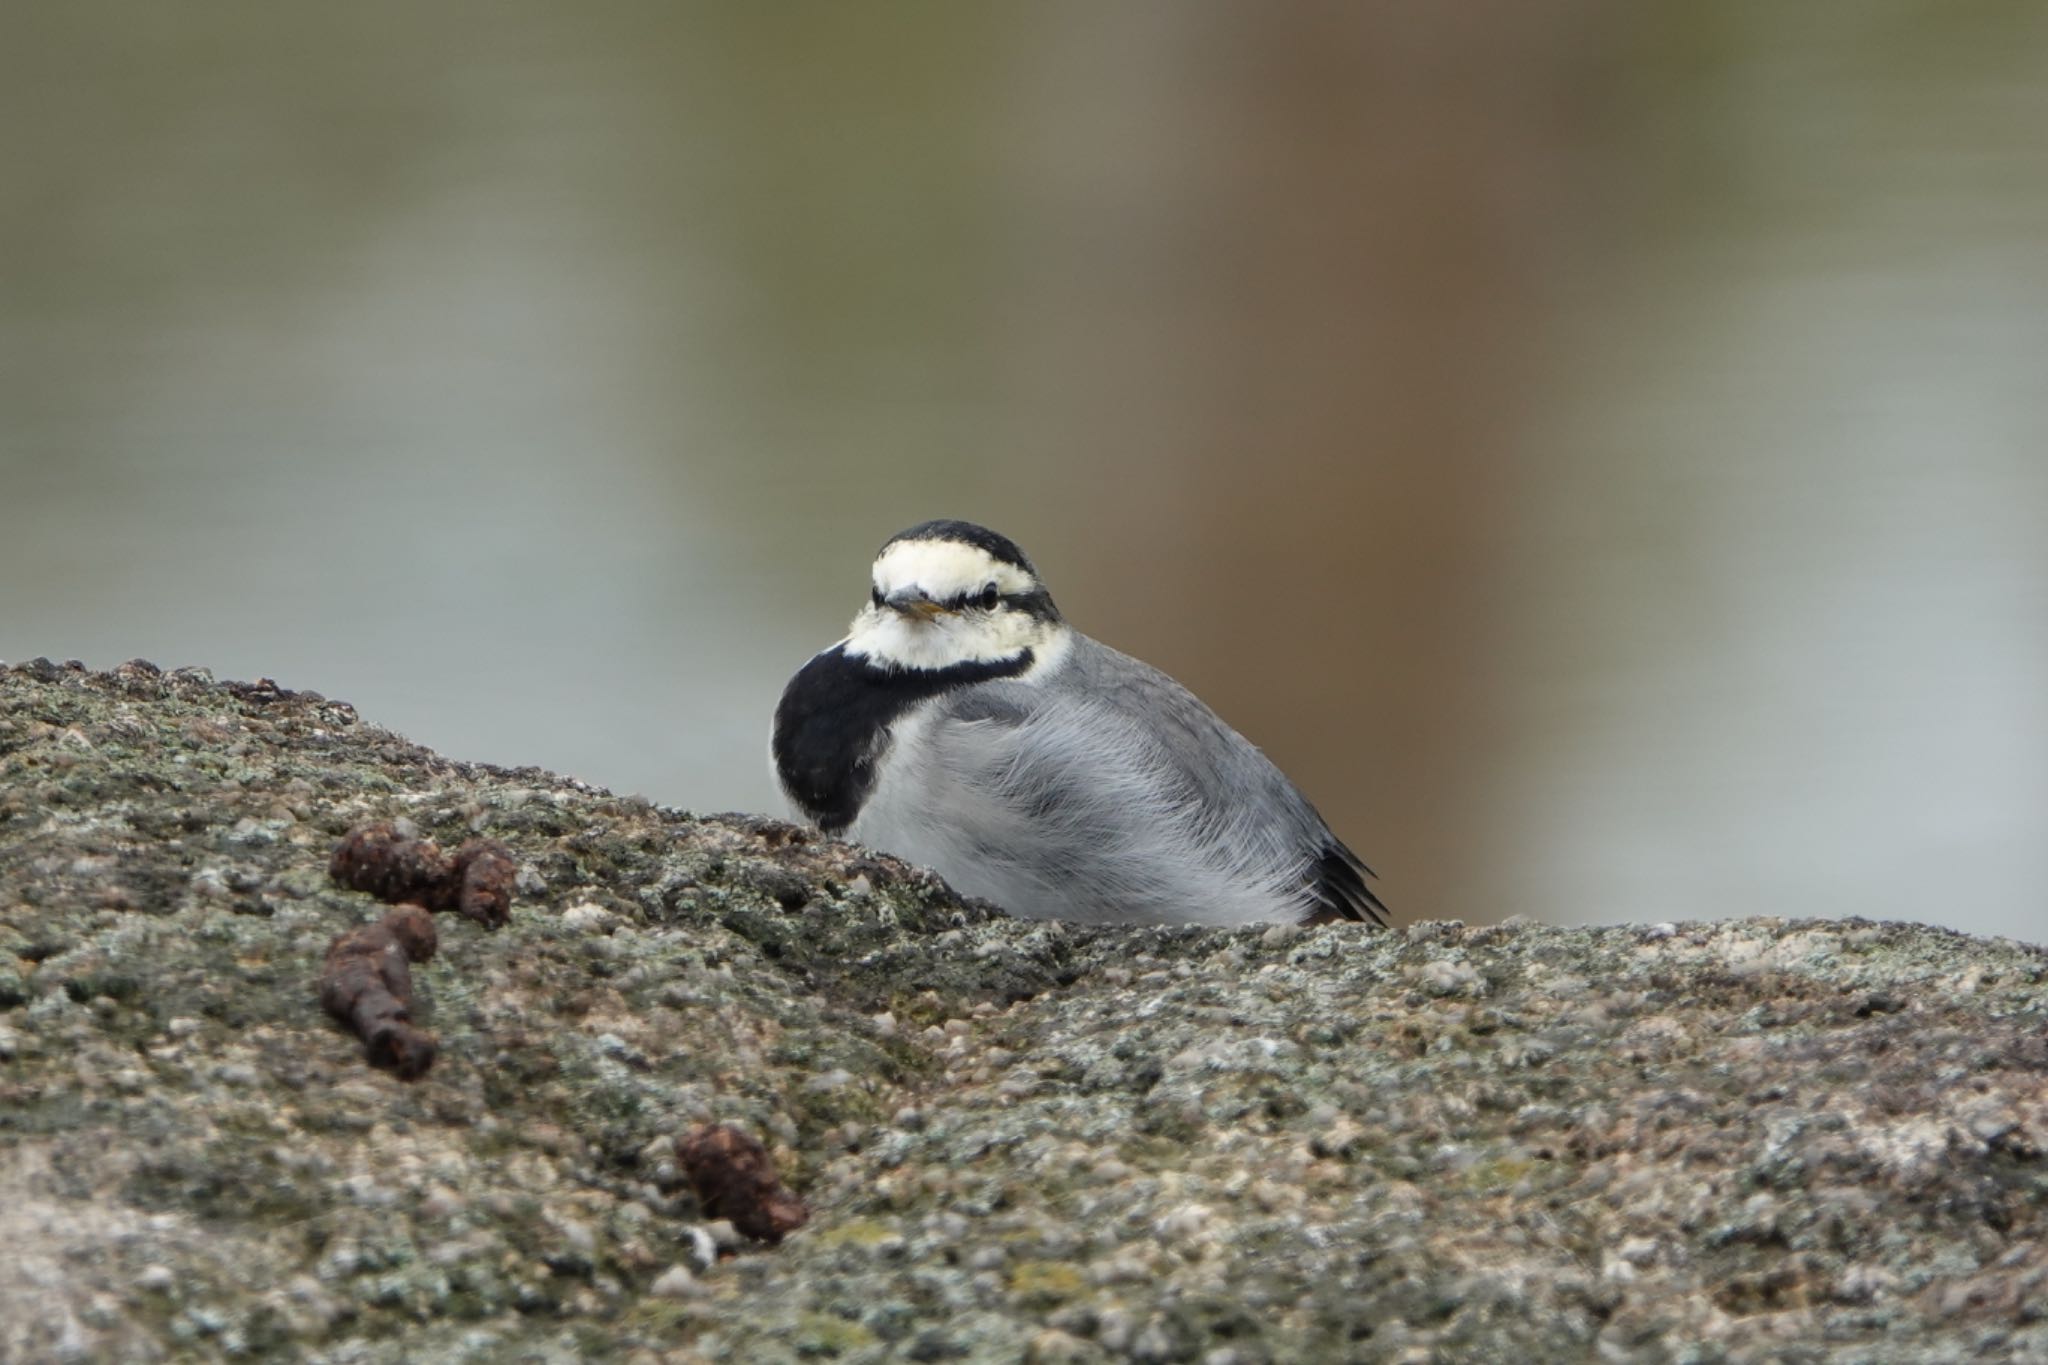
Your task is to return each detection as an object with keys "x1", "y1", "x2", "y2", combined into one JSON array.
[{"x1": 4, "y1": 3, "x2": 2044, "y2": 941}]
